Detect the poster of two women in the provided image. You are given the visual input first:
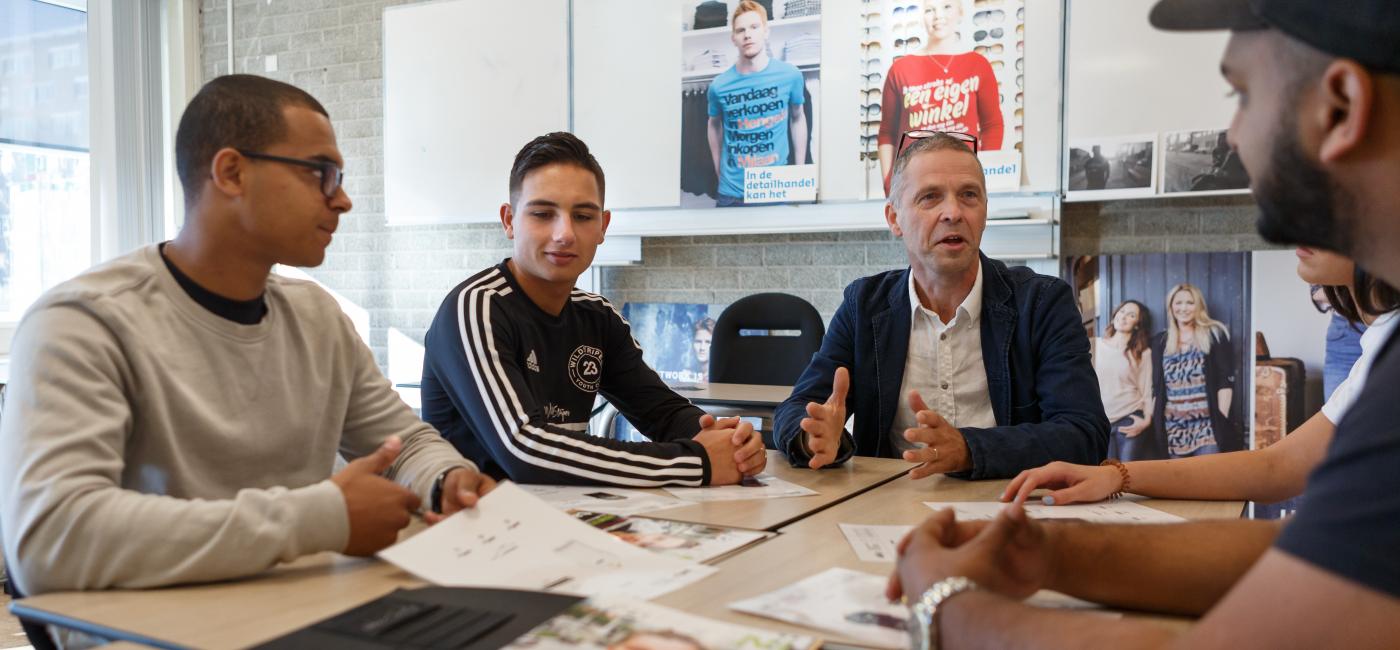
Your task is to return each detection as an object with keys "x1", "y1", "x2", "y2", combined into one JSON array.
[{"x1": 1065, "y1": 253, "x2": 1250, "y2": 462}]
